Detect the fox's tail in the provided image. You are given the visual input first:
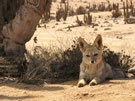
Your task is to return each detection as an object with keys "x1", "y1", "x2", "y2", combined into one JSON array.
[{"x1": 112, "y1": 68, "x2": 126, "y2": 79}]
